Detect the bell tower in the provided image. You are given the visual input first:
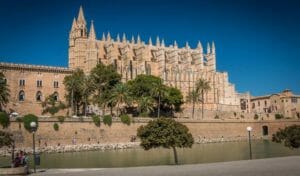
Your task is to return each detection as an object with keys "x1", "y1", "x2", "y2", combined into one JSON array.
[{"x1": 69, "y1": 6, "x2": 88, "y2": 70}]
